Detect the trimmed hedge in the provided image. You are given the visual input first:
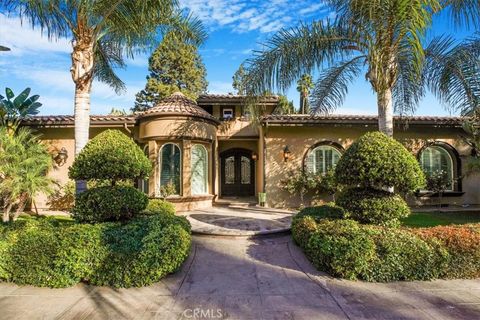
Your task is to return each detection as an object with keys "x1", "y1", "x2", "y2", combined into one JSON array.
[
  {"x1": 69, "y1": 130, "x2": 151, "y2": 182},
  {"x1": 334, "y1": 131, "x2": 425, "y2": 193},
  {"x1": 144, "y1": 199, "x2": 176, "y2": 216},
  {"x1": 292, "y1": 211, "x2": 480, "y2": 281},
  {"x1": 336, "y1": 188, "x2": 410, "y2": 227},
  {"x1": 0, "y1": 214, "x2": 191, "y2": 288},
  {"x1": 73, "y1": 186, "x2": 148, "y2": 223}
]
